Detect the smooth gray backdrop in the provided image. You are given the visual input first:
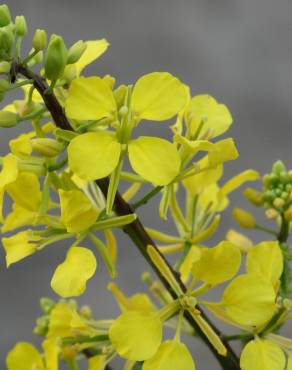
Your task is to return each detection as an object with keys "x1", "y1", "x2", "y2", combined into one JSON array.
[{"x1": 0, "y1": 0, "x2": 291, "y2": 369}]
